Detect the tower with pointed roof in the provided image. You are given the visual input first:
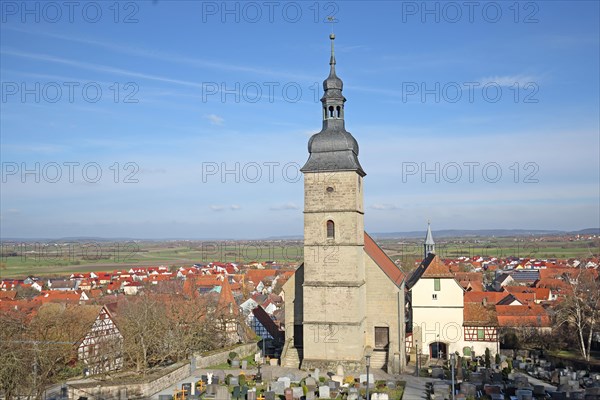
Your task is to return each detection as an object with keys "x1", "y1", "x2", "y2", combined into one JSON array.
[
  {"x1": 424, "y1": 221, "x2": 435, "y2": 259},
  {"x1": 283, "y1": 35, "x2": 407, "y2": 373}
]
